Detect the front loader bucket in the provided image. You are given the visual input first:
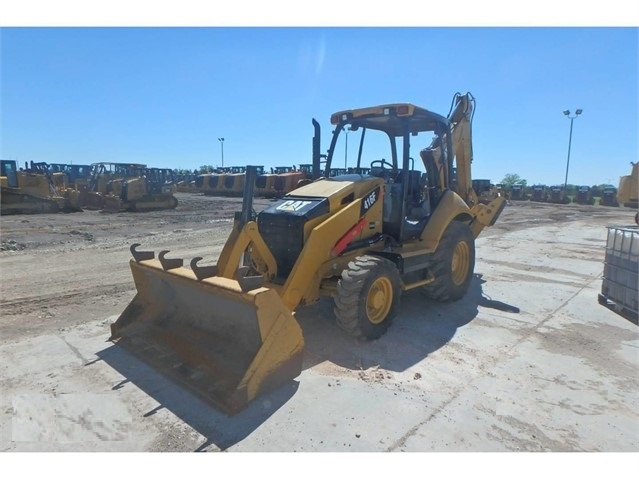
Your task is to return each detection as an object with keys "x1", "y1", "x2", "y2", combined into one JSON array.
[{"x1": 109, "y1": 246, "x2": 304, "y2": 415}]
